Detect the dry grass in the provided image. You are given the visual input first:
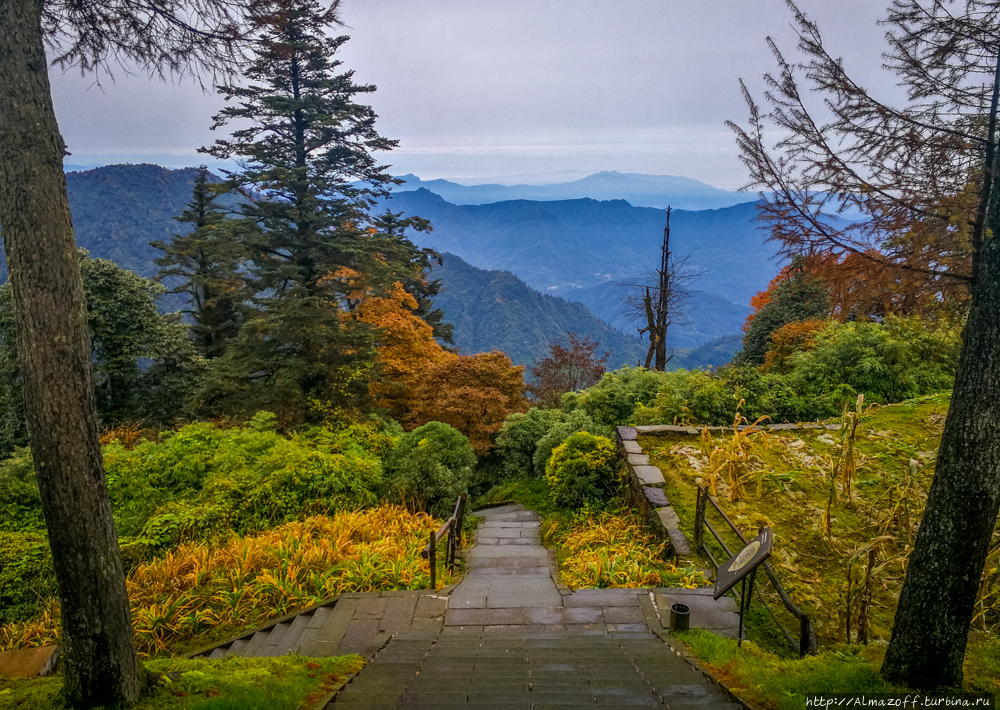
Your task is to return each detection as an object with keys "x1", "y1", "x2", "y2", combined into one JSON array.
[
  {"x1": 0, "y1": 505, "x2": 450, "y2": 656},
  {"x1": 543, "y1": 508, "x2": 707, "y2": 589}
]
